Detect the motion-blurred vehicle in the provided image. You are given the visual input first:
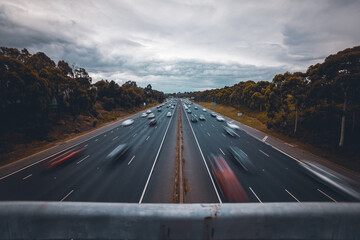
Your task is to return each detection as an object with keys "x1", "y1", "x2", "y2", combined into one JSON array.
[
  {"x1": 121, "y1": 119, "x2": 134, "y2": 126},
  {"x1": 216, "y1": 115, "x2": 225, "y2": 121},
  {"x1": 171, "y1": 105, "x2": 175, "y2": 109},
  {"x1": 226, "y1": 121, "x2": 240, "y2": 130},
  {"x1": 157, "y1": 108, "x2": 162, "y2": 112},
  {"x1": 223, "y1": 126, "x2": 239, "y2": 137},
  {"x1": 191, "y1": 115, "x2": 198, "y2": 122},
  {"x1": 149, "y1": 119, "x2": 157, "y2": 126},
  {"x1": 46, "y1": 146, "x2": 85, "y2": 168},
  {"x1": 187, "y1": 109, "x2": 192, "y2": 114},
  {"x1": 203, "y1": 108, "x2": 207, "y2": 112},
  {"x1": 166, "y1": 112, "x2": 172, "y2": 117},
  {"x1": 228, "y1": 146, "x2": 256, "y2": 173},
  {"x1": 141, "y1": 113, "x2": 147, "y2": 117},
  {"x1": 211, "y1": 112, "x2": 217, "y2": 117},
  {"x1": 210, "y1": 154, "x2": 249, "y2": 202},
  {"x1": 199, "y1": 115, "x2": 206, "y2": 121},
  {"x1": 194, "y1": 106, "x2": 198, "y2": 110},
  {"x1": 105, "y1": 144, "x2": 129, "y2": 161},
  {"x1": 147, "y1": 113, "x2": 155, "y2": 119}
]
